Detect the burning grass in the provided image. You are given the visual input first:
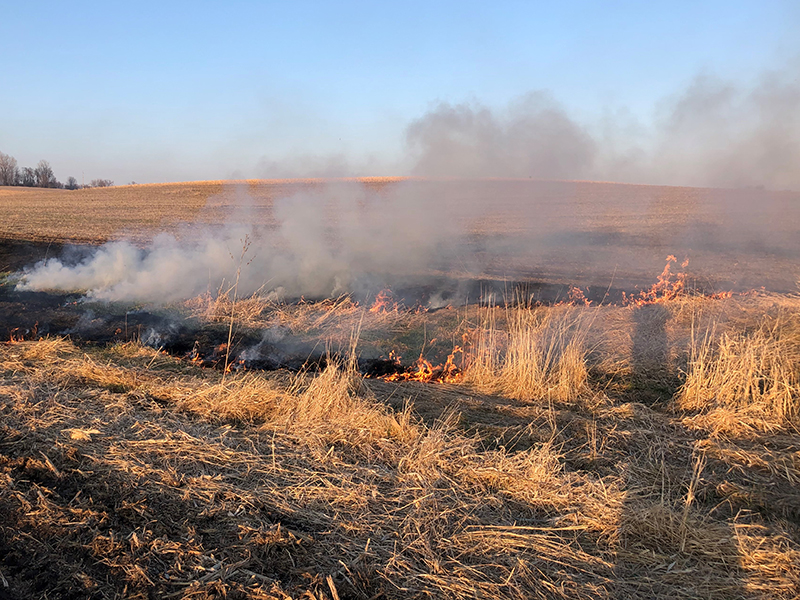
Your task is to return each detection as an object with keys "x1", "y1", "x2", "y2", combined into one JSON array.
[{"x1": 2, "y1": 286, "x2": 800, "y2": 598}]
